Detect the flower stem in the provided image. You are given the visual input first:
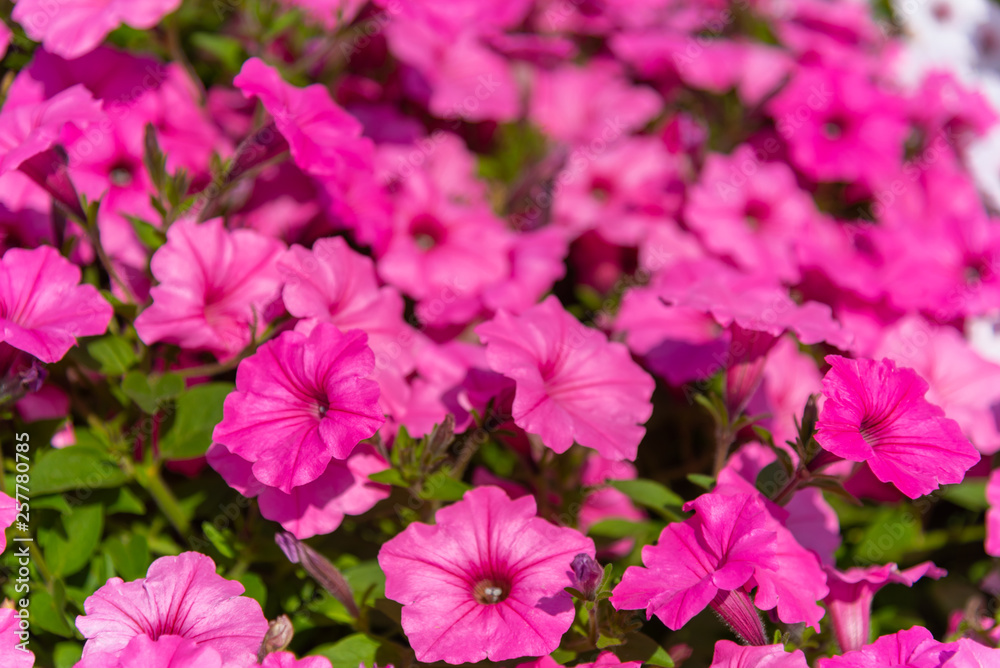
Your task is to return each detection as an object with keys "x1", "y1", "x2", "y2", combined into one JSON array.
[{"x1": 136, "y1": 463, "x2": 191, "y2": 537}]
